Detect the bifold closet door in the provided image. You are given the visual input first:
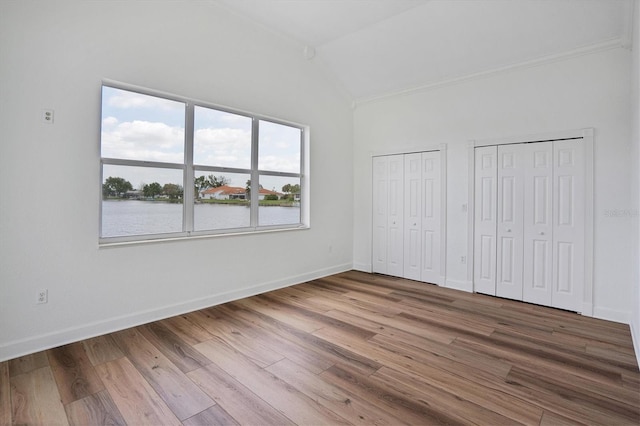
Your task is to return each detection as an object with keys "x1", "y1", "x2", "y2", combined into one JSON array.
[
  {"x1": 474, "y1": 140, "x2": 585, "y2": 311},
  {"x1": 372, "y1": 157, "x2": 388, "y2": 274},
  {"x1": 473, "y1": 146, "x2": 498, "y2": 295},
  {"x1": 421, "y1": 151, "x2": 441, "y2": 285},
  {"x1": 372, "y1": 155, "x2": 404, "y2": 276},
  {"x1": 523, "y1": 142, "x2": 553, "y2": 306},
  {"x1": 404, "y1": 153, "x2": 422, "y2": 281},
  {"x1": 403, "y1": 151, "x2": 442, "y2": 283},
  {"x1": 496, "y1": 144, "x2": 525, "y2": 300},
  {"x1": 373, "y1": 151, "x2": 441, "y2": 283},
  {"x1": 552, "y1": 139, "x2": 585, "y2": 312}
]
